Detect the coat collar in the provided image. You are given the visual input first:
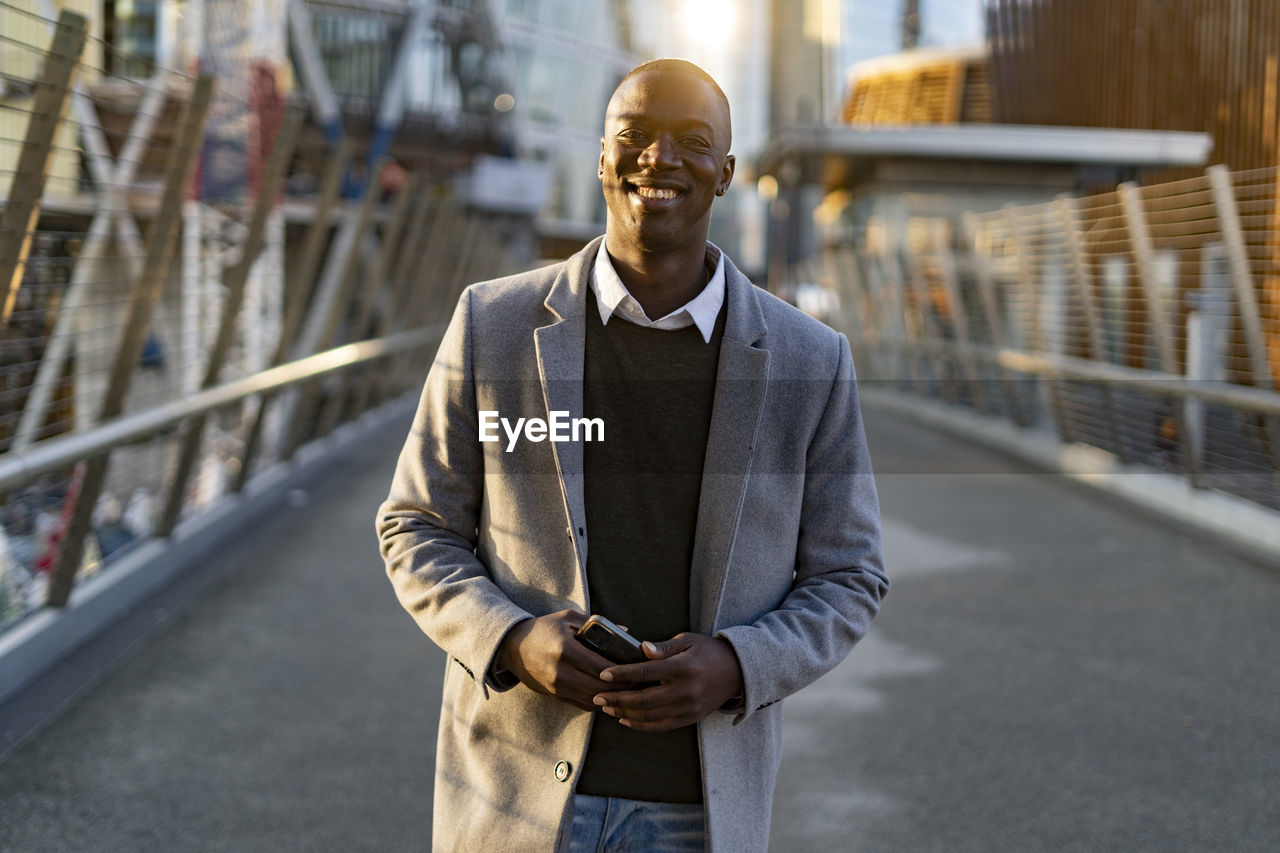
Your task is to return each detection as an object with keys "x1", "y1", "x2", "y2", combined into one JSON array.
[
  {"x1": 542, "y1": 236, "x2": 599, "y2": 321},
  {"x1": 544, "y1": 235, "x2": 769, "y2": 346}
]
